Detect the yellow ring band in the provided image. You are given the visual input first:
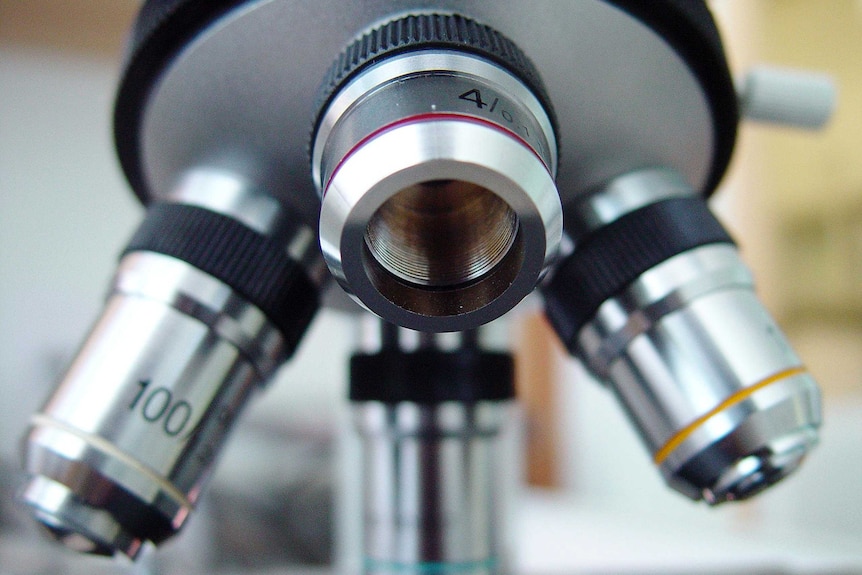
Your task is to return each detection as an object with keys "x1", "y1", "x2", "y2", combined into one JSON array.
[{"x1": 653, "y1": 366, "x2": 808, "y2": 465}]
